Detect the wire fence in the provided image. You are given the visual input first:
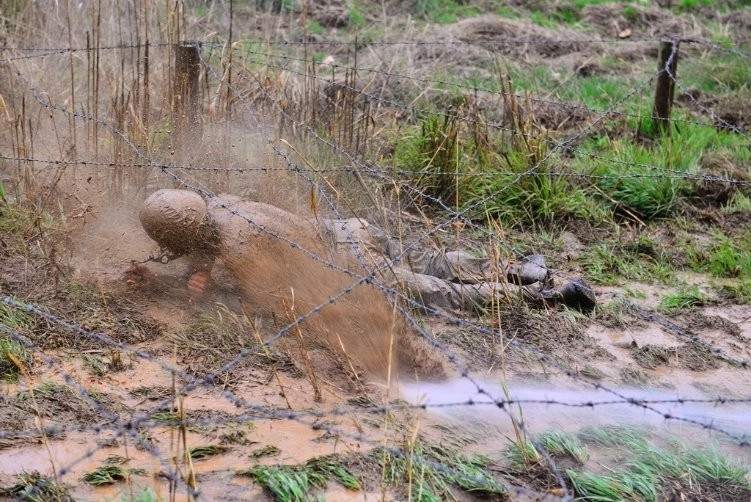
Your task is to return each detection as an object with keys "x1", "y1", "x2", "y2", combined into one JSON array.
[{"x1": 1, "y1": 12, "x2": 750, "y2": 501}]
